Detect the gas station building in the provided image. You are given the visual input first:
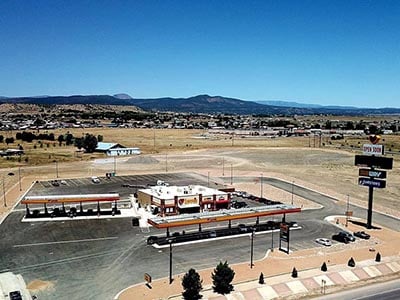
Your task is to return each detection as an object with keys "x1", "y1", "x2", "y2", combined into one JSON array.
[{"x1": 137, "y1": 185, "x2": 230, "y2": 216}]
